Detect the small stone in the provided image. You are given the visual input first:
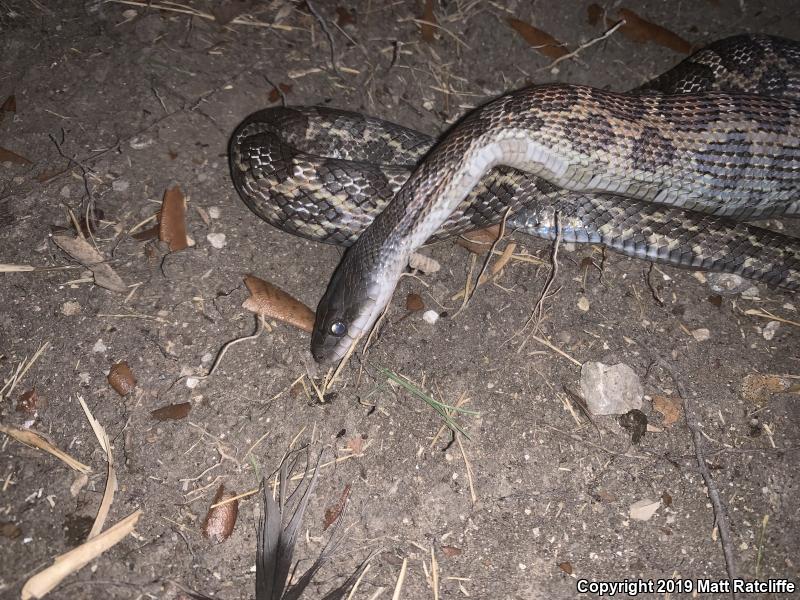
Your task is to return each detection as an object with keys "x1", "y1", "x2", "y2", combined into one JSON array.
[
  {"x1": 741, "y1": 286, "x2": 760, "y2": 299},
  {"x1": 61, "y1": 301, "x2": 81, "y2": 316},
  {"x1": 60, "y1": 185, "x2": 71, "y2": 198},
  {"x1": 580, "y1": 361, "x2": 643, "y2": 415},
  {"x1": 208, "y1": 207, "x2": 221, "y2": 219},
  {"x1": 93, "y1": 339, "x2": 107, "y2": 353},
  {"x1": 122, "y1": 8, "x2": 137, "y2": 18},
  {"x1": 630, "y1": 499, "x2": 660, "y2": 521},
  {"x1": 129, "y1": 135, "x2": 155, "y2": 150},
  {"x1": 577, "y1": 296, "x2": 590, "y2": 312},
  {"x1": 762, "y1": 321, "x2": 780, "y2": 341},
  {"x1": 186, "y1": 377, "x2": 200, "y2": 389},
  {"x1": 422, "y1": 310, "x2": 439, "y2": 324},
  {"x1": 207, "y1": 233, "x2": 227, "y2": 249},
  {"x1": 707, "y1": 272, "x2": 751, "y2": 295},
  {"x1": 112, "y1": 179, "x2": 129, "y2": 192},
  {"x1": 691, "y1": 328, "x2": 710, "y2": 342}
]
